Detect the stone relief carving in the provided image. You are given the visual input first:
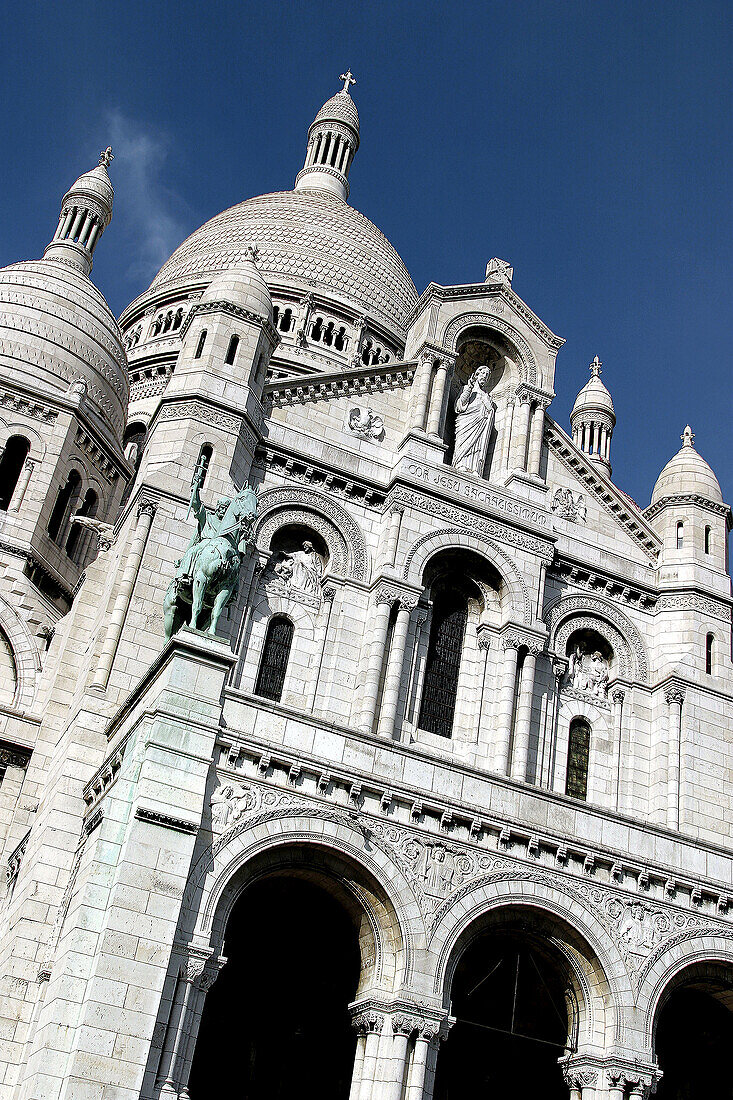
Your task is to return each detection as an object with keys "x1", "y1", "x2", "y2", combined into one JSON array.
[
  {"x1": 452, "y1": 366, "x2": 496, "y2": 476},
  {"x1": 262, "y1": 541, "x2": 325, "y2": 607},
  {"x1": 440, "y1": 311, "x2": 538, "y2": 385},
  {"x1": 564, "y1": 644, "x2": 610, "y2": 699},
  {"x1": 551, "y1": 487, "x2": 587, "y2": 523},
  {"x1": 210, "y1": 782, "x2": 254, "y2": 830},
  {"x1": 255, "y1": 487, "x2": 368, "y2": 581},
  {"x1": 485, "y1": 257, "x2": 514, "y2": 286},
  {"x1": 546, "y1": 595, "x2": 649, "y2": 682},
  {"x1": 348, "y1": 405, "x2": 384, "y2": 440}
]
